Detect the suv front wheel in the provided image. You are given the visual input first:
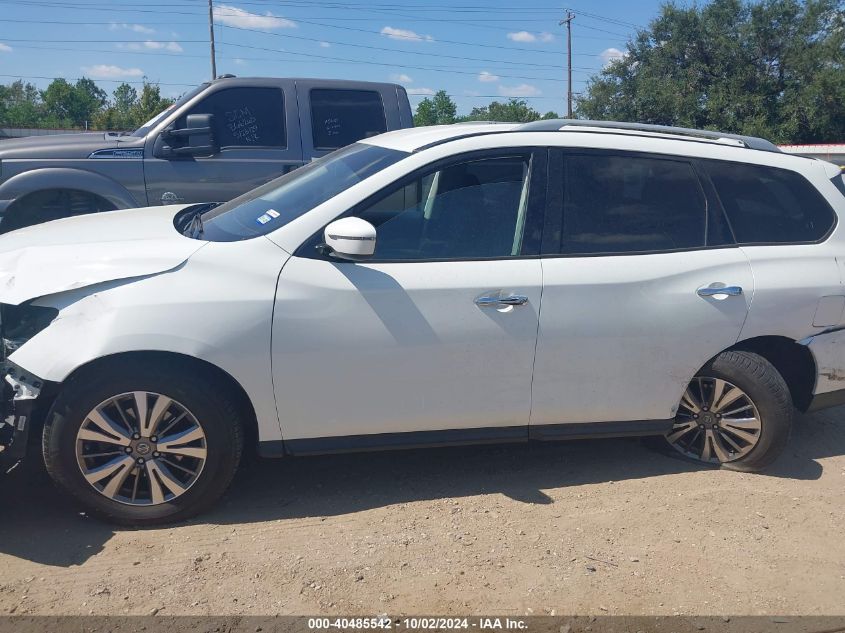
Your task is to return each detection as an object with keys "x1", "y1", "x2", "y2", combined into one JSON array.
[
  {"x1": 43, "y1": 362, "x2": 244, "y2": 525},
  {"x1": 665, "y1": 350, "x2": 793, "y2": 471}
]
